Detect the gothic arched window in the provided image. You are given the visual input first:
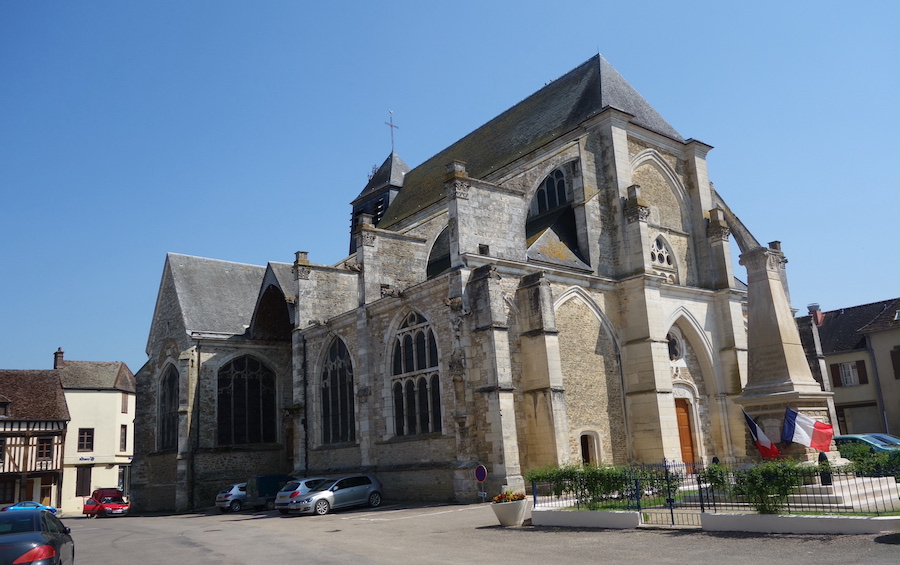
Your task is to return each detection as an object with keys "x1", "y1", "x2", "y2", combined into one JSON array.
[
  {"x1": 391, "y1": 311, "x2": 441, "y2": 436},
  {"x1": 321, "y1": 338, "x2": 355, "y2": 444},
  {"x1": 650, "y1": 236, "x2": 679, "y2": 284},
  {"x1": 158, "y1": 365, "x2": 179, "y2": 451},
  {"x1": 217, "y1": 356, "x2": 277, "y2": 445},
  {"x1": 527, "y1": 169, "x2": 568, "y2": 220}
]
